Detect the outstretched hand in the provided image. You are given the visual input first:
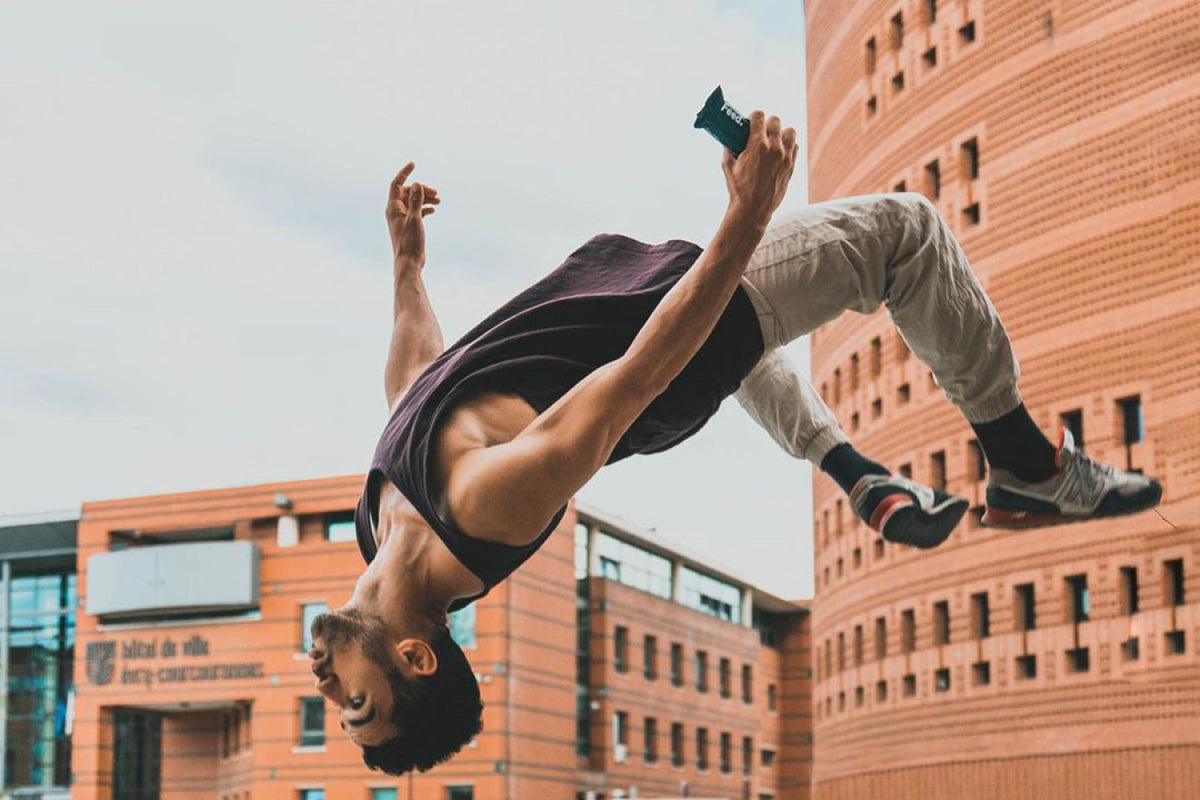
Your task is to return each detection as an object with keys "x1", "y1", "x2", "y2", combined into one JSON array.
[
  {"x1": 387, "y1": 161, "x2": 441, "y2": 267},
  {"x1": 721, "y1": 110, "x2": 798, "y2": 225}
]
